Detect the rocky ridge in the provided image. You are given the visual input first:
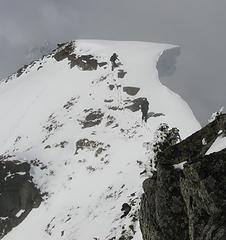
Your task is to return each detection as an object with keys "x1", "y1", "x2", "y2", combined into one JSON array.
[{"x1": 140, "y1": 114, "x2": 226, "y2": 240}]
